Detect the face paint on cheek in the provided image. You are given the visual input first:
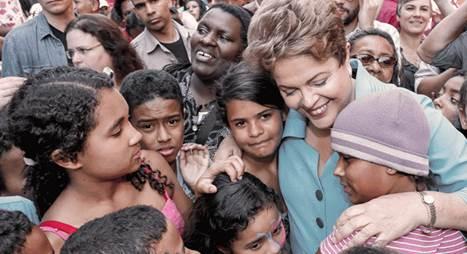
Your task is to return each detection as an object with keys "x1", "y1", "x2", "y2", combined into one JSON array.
[{"x1": 255, "y1": 218, "x2": 286, "y2": 252}]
